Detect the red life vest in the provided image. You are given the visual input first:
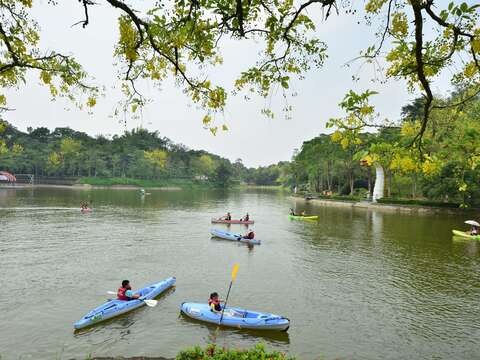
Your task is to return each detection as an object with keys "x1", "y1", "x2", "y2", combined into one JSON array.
[
  {"x1": 208, "y1": 298, "x2": 221, "y2": 311},
  {"x1": 117, "y1": 287, "x2": 129, "y2": 301}
]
